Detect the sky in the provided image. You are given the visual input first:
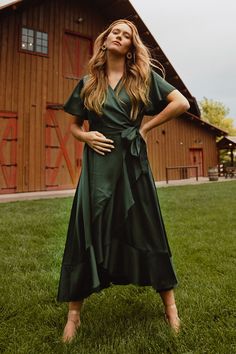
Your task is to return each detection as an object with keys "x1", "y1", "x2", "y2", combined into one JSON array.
[{"x1": 131, "y1": 0, "x2": 236, "y2": 126}]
